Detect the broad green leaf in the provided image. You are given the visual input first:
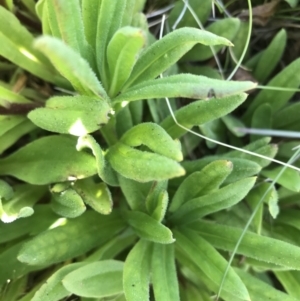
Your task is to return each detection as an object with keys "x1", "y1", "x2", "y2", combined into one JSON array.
[
  {"x1": 169, "y1": 160, "x2": 233, "y2": 213},
  {"x1": 123, "y1": 239, "x2": 152, "y2": 301},
  {"x1": 274, "y1": 102, "x2": 300, "y2": 130},
  {"x1": 179, "y1": 282, "x2": 212, "y2": 301},
  {"x1": 151, "y1": 244, "x2": 180, "y2": 301},
  {"x1": 123, "y1": 210, "x2": 175, "y2": 244},
  {"x1": 168, "y1": 0, "x2": 212, "y2": 30},
  {"x1": 170, "y1": 177, "x2": 256, "y2": 225},
  {"x1": 46, "y1": 0, "x2": 94, "y2": 65},
  {"x1": 262, "y1": 167, "x2": 300, "y2": 192},
  {"x1": 121, "y1": 0, "x2": 146, "y2": 26},
  {"x1": 190, "y1": 220, "x2": 300, "y2": 270},
  {"x1": 107, "y1": 142, "x2": 185, "y2": 182},
  {"x1": 82, "y1": 0, "x2": 102, "y2": 50},
  {"x1": 107, "y1": 26, "x2": 146, "y2": 96},
  {"x1": 149, "y1": 190, "x2": 169, "y2": 222},
  {"x1": 34, "y1": 36, "x2": 107, "y2": 99},
  {"x1": 76, "y1": 135, "x2": 119, "y2": 186},
  {"x1": 275, "y1": 270, "x2": 300, "y2": 298},
  {"x1": 1, "y1": 184, "x2": 46, "y2": 223},
  {"x1": 116, "y1": 105, "x2": 134, "y2": 138},
  {"x1": 145, "y1": 181, "x2": 168, "y2": 217},
  {"x1": 0, "y1": 6, "x2": 64, "y2": 86},
  {"x1": 254, "y1": 29, "x2": 287, "y2": 82},
  {"x1": 284, "y1": 0, "x2": 299, "y2": 7},
  {"x1": 114, "y1": 74, "x2": 256, "y2": 103},
  {"x1": 96, "y1": 0, "x2": 127, "y2": 88},
  {"x1": 0, "y1": 205, "x2": 58, "y2": 244},
  {"x1": 277, "y1": 209, "x2": 300, "y2": 230},
  {"x1": 0, "y1": 119, "x2": 36, "y2": 155},
  {"x1": 122, "y1": 27, "x2": 233, "y2": 89},
  {"x1": 74, "y1": 178, "x2": 113, "y2": 215},
  {"x1": 28, "y1": 96, "x2": 111, "y2": 136},
  {"x1": 32, "y1": 262, "x2": 87, "y2": 301},
  {"x1": 0, "y1": 179, "x2": 13, "y2": 200},
  {"x1": 174, "y1": 228, "x2": 250, "y2": 301},
  {"x1": 18, "y1": 210, "x2": 125, "y2": 266},
  {"x1": 250, "y1": 104, "x2": 272, "y2": 142},
  {"x1": 120, "y1": 123, "x2": 183, "y2": 161},
  {"x1": 0, "y1": 135, "x2": 97, "y2": 185},
  {"x1": 222, "y1": 114, "x2": 246, "y2": 137},
  {"x1": 236, "y1": 269, "x2": 299, "y2": 301},
  {"x1": 62, "y1": 260, "x2": 123, "y2": 298},
  {"x1": 182, "y1": 18, "x2": 240, "y2": 62},
  {"x1": 243, "y1": 58, "x2": 300, "y2": 120},
  {"x1": 50, "y1": 187, "x2": 86, "y2": 218},
  {"x1": 231, "y1": 21, "x2": 249, "y2": 59},
  {"x1": 161, "y1": 93, "x2": 247, "y2": 139}
]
